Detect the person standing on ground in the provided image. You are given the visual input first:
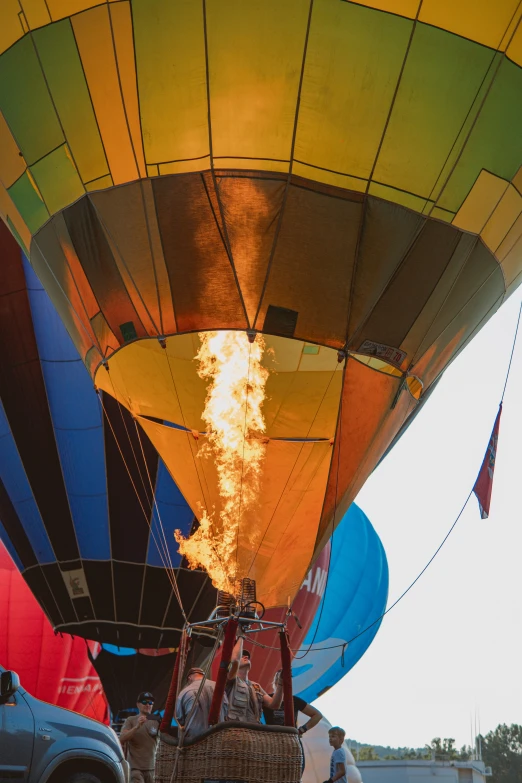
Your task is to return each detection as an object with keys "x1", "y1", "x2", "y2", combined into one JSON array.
[
  {"x1": 263, "y1": 669, "x2": 323, "y2": 735},
  {"x1": 225, "y1": 636, "x2": 283, "y2": 722},
  {"x1": 323, "y1": 726, "x2": 348, "y2": 783},
  {"x1": 120, "y1": 691, "x2": 158, "y2": 783},
  {"x1": 176, "y1": 667, "x2": 227, "y2": 741}
]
